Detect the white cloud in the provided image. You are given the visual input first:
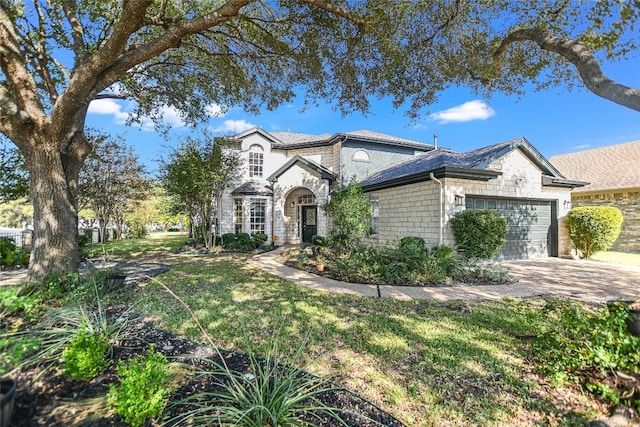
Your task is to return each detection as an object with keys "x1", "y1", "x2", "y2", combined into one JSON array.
[
  {"x1": 573, "y1": 144, "x2": 591, "y2": 150},
  {"x1": 204, "y1": 103, "x2": 225, "y2": 118},
  {"x1": 215, "y1": 119, "x2": 256, "y2": 134},
  {"x1": 413, "y1": 123, "x2": 428, "y2": 130},
  {"x1": 88, "y1": 99, "x2": 129, "y2": 124},
  {"x1": 432, "y1": 100, "x2": 495, "y2": 124},
  {"x1": 88, "y1": 100, "x2": 188, "y2": 131}
]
